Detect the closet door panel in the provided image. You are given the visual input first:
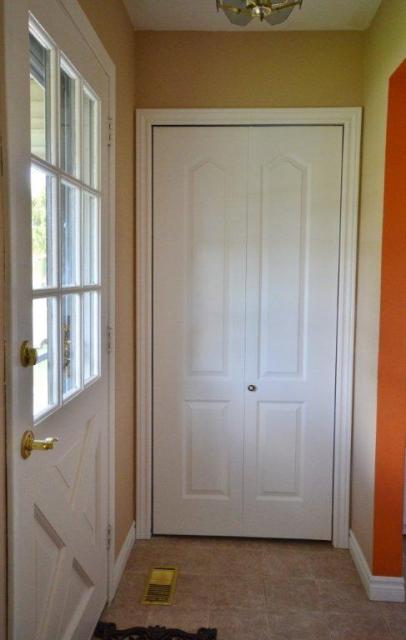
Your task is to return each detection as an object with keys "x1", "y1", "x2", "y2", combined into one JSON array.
[
  {"x1": 153, "y1": 126, "x2": 248, "y2": 536},
  {"x1": 243, "y1": 126, "x2": 343, "y2": 539}
]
